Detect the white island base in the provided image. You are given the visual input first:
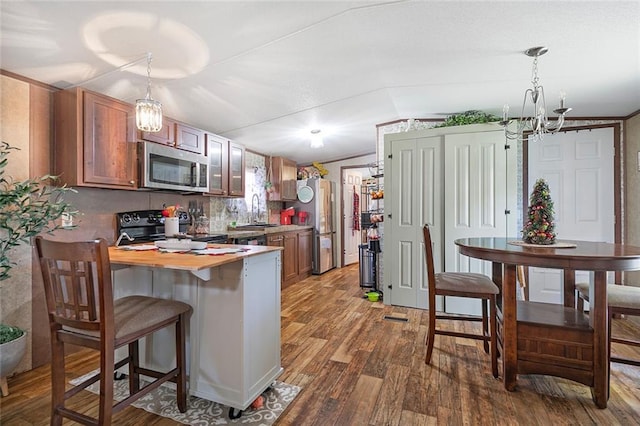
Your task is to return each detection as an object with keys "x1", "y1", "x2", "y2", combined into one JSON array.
[{"x1": 111, "y1": 248, "x2": 282, "y2": 412}]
